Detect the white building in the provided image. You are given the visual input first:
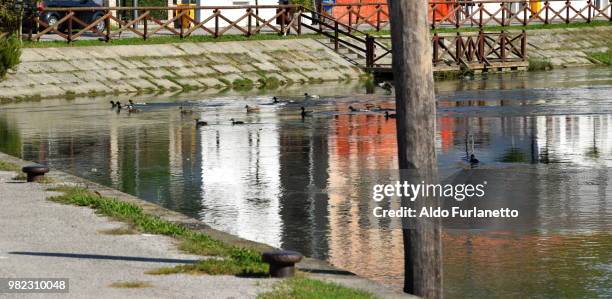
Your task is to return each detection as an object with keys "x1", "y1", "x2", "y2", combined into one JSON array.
[{"x1": 193, "y1": 0, "x2": 281, "y2": 27}]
